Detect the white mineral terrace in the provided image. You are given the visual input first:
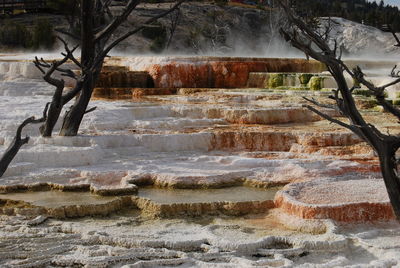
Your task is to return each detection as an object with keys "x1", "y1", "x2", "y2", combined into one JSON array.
[{"x1": 0, "y1": 55, "x2": 399, "y2": 267}]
